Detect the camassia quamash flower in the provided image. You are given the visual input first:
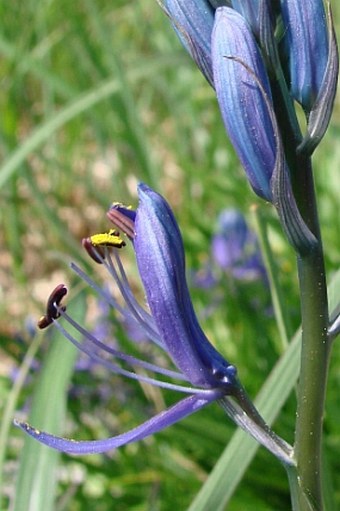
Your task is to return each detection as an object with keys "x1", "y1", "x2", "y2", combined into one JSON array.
[{"x1": 15, "y1": 184, "x2": 292, "y2": 464}]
